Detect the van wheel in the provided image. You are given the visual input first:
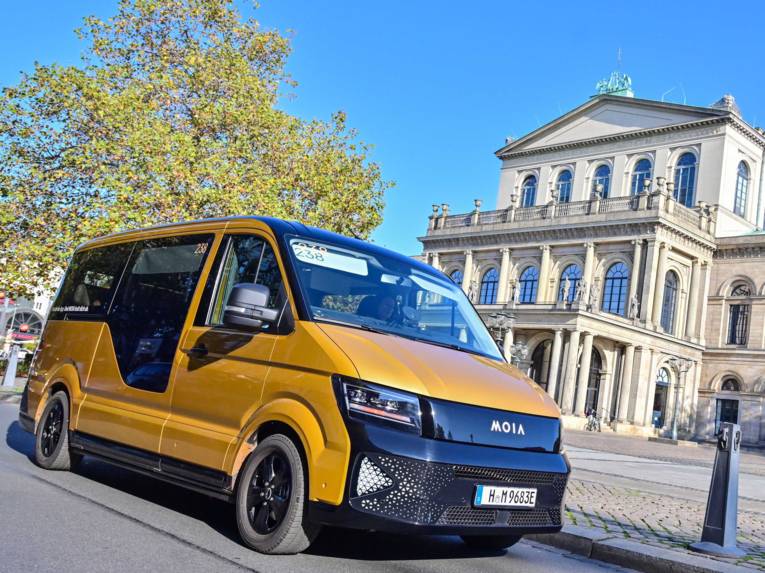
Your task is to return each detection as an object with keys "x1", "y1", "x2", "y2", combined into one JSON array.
[
  {"x1": 460, "y1": 534, "x2": 522, "y2": 550},
  {"x1": 235, "y1": 434, "x2": 320, "y2": 554},
  {"x1": 34, "y1": 391, "x2": 75, "y2": 471}
]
